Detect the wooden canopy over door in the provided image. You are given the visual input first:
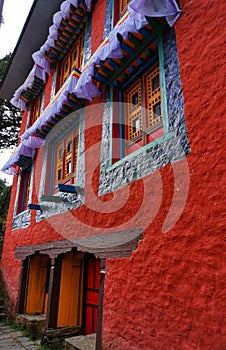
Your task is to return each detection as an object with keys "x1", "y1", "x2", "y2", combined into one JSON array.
[{"x1": 26, "y1": 254, "x2": 50, "y2": 314}]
